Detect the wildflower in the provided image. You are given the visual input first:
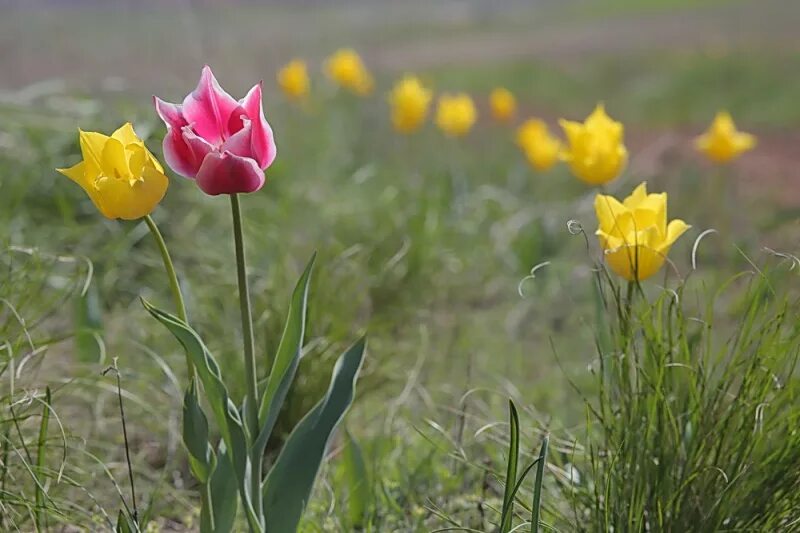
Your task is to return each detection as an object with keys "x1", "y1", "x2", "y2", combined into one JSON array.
[
  {"x1": 154, "y1": 66, "x2": 277, "y2": 196},
  {"x1": 57, "y1": 123, "x2": 168, "y2": 220},
  {"x1": 560, "y1": 104, "x2": 627, "y2": 185},
  {"x1": 595, "y1": 182, "x2": 690, "y2": 281},
  {"x1": 516, "y1": 119, "x2": 561, "y2": 171},
  {"x1": 277, "y1": 59, "x2": 310, "y2": 101},
  {"x1": 489, "y1": 87, "x2": 516, "y2": 123},
  {"x1": 435, "y1": 93, "x2": 477, "y2": 137},
  {"x1": 324, "y1": 48, "x2": 373, "y2": 96},
  {"x1": 695, "y1": 111, "x2": 756, "y2": 163},
  {"x1": 388, "y1": 75, "x2": 432, "y2": 134}
]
